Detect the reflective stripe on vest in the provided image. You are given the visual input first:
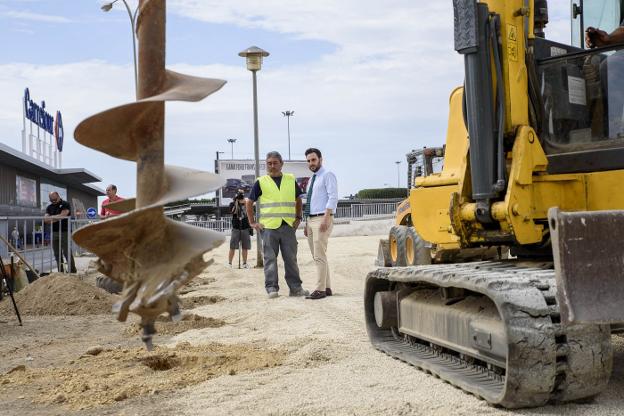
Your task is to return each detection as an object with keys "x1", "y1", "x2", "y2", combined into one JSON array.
[{"x1": 258, "y1": 174, "x2": 296, "y2": 229}]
